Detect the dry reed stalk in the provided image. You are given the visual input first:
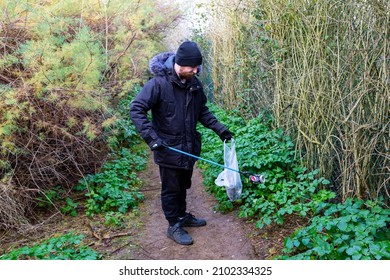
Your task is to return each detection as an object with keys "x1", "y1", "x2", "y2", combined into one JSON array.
[
  {"x1": 208, "y1": 0, "x2": 261, "y2": 112},
  {"x1": 264, "y1": 0, "x2": 389, "y2": 201},
  {"x1": 207, "y1": 0, "x2": 389, "y2": 202}
]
